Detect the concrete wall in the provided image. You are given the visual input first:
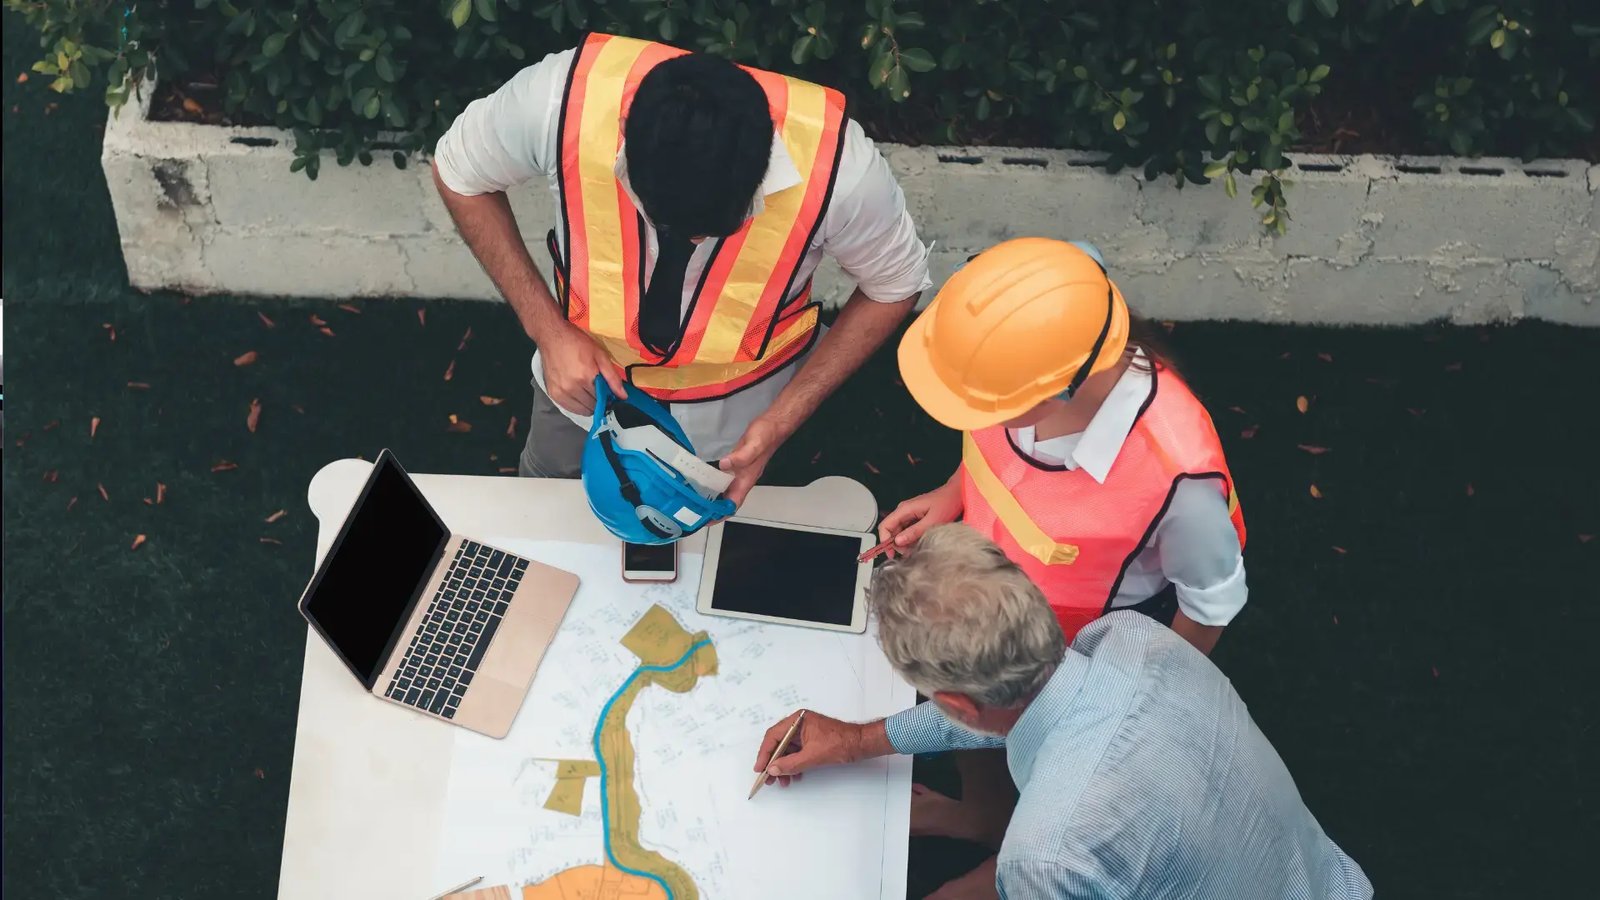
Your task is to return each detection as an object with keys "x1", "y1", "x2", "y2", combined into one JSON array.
[{"x1": 102, "y1": 84, "x2": 1599, "y2": 325}]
